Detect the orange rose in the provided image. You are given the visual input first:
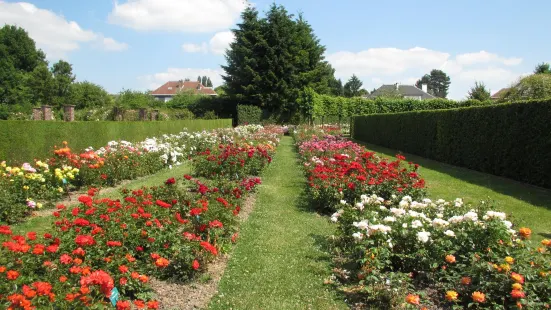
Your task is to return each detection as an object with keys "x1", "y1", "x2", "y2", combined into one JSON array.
[
  {"x1": 472, "y1": 291, "x2": 485, "y2": 303},
  {"x1": 518, "y1": 227, "x2": 531, "y2": 239},
  {"x1": 511, "y1": 289, "x2": 525, "y2": 299},
  {"x1": 406, "y1": 294, "x2": 420, "y2": 305},
  {"x1": 511, "y1": 272, "x2": 525, "y2": 284},
  {"x1": 512, "y1": 283, "x2": 523, "y2": 290},
  {"x1": 445, "y1": 255, "x2": 456, "y2": 264},
  {"x1": 542, "y1": 239, "x2": 551, "y2": 247},
  {"x1": 461, "y1": 276, "x2": 472, "y2": 285},
  {"x1": 7, "y1": 270, "x2": 19, "y2": 280},
  {"x1": 446, "y1": 290, "x2": 458, "y2": 301}
]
